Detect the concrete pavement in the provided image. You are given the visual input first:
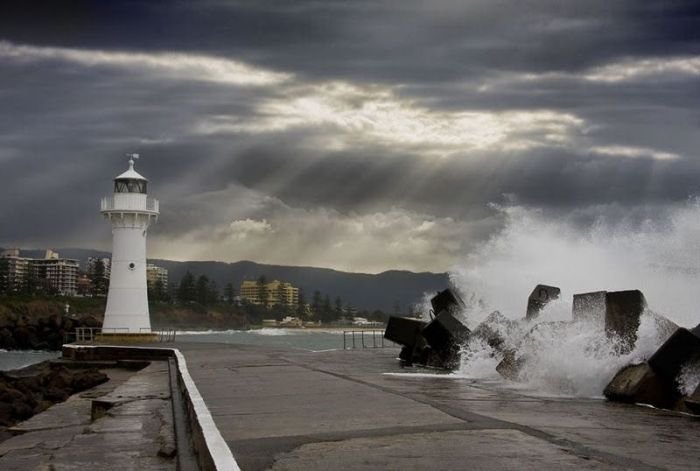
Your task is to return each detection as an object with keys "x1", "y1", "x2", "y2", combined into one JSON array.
[{"x1": 178, "y1": 342, "x2": 700, "y2": 471}]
